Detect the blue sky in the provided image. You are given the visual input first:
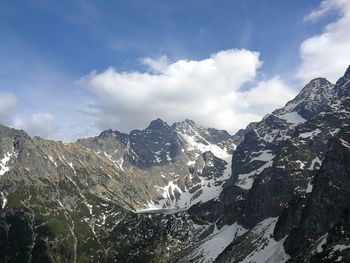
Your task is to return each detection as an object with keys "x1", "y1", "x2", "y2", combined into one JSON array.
[{"x1": 0, "y1": 0, "x2": 349, "y2": 141}]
